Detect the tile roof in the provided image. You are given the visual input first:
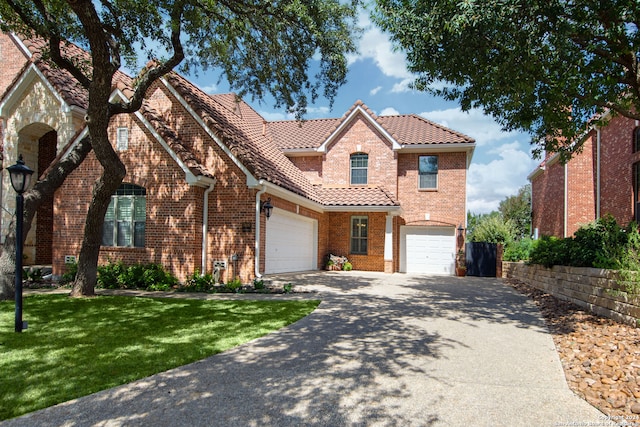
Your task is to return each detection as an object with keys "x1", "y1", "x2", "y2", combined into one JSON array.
[
  {"x1": 164, "y1": 72, "x2": 322, "y2": 203},
  {"x1": 268, "y1": 100, "x2": 474, "y2": 150},
  {"x1": 6, "y1": 33, "x2": 459, "y2": 210},
  {"x1": 318, "y1": 186, "x2": 400, "y2": 207}
]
